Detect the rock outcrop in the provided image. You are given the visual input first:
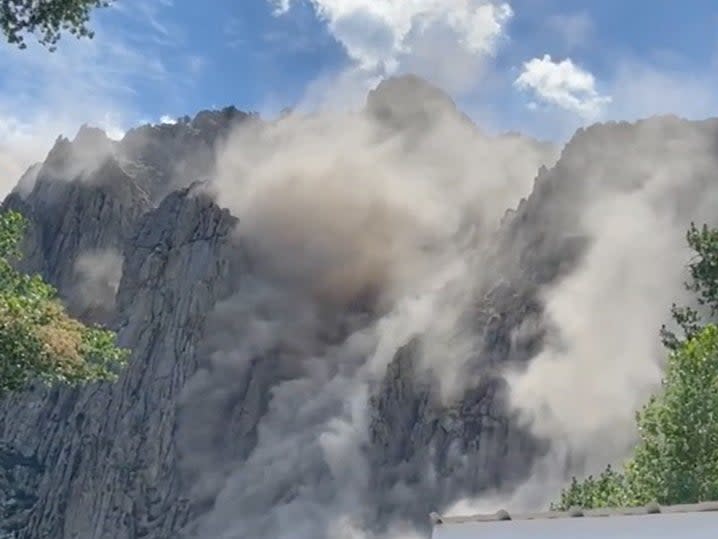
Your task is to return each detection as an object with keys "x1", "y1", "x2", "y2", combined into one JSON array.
[
  {"x1": 2, "y1": 77, "x2": 717, "y2": 539},
  {"x1": 0, "y1": 183, "x2": 238, "y2": 537}
]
